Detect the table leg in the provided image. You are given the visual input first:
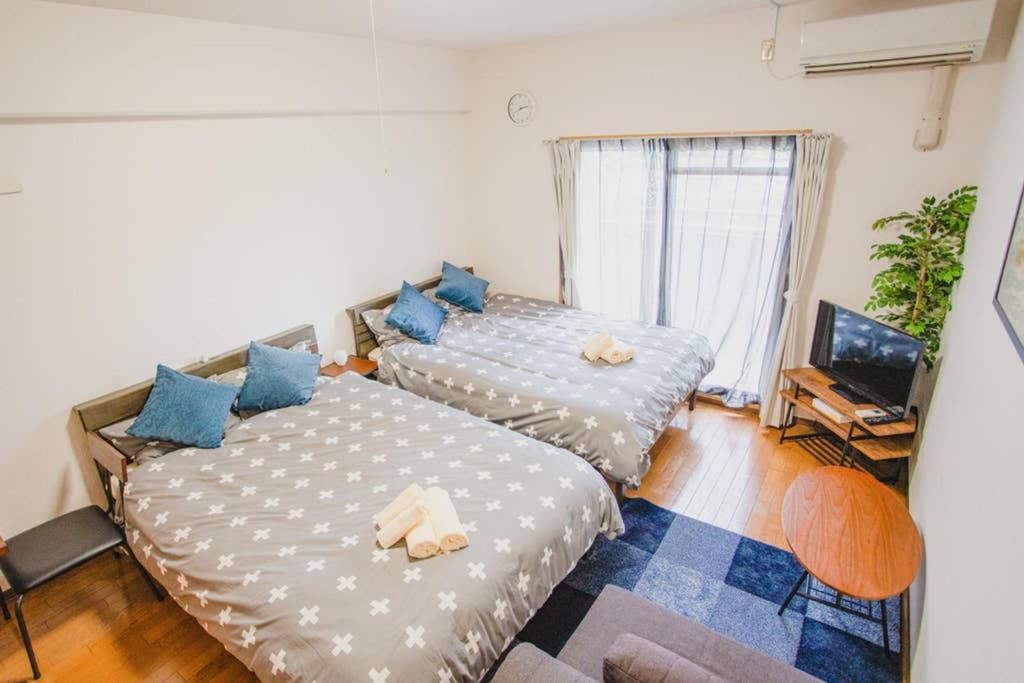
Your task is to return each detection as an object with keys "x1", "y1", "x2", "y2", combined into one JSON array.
[
  {"x1": 779, "y1": 401, "x2": 796, "y2": 444},
  {"x1": 838, "y1": 423, "x2": 856, "y2": 467},
  {"x1": 778, "y1": 570, "x2": 808, "y2": 615},
  {"x1": 879, "y1": 597, "x2": 891, "y2": 656}
]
